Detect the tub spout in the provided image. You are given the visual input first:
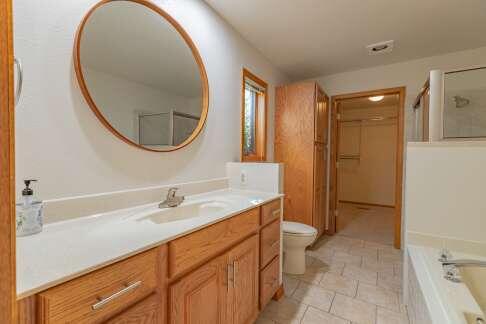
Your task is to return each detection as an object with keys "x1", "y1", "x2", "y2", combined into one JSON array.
[{"x1": 442, "y1": 259, "x2": 486, "y2": 268}]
